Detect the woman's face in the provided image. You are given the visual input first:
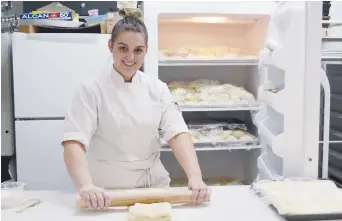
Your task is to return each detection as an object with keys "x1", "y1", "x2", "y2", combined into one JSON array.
[{"x1": 109, "y1": 31, "x2": 147, "y2": 79}]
